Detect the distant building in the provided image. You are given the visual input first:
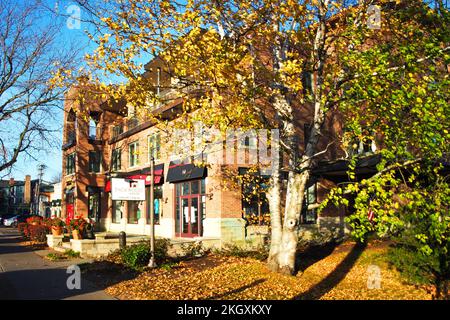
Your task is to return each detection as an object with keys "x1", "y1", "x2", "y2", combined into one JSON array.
[{"x1": 0, "y1": 175, "x2": 55, "y2": 216}]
